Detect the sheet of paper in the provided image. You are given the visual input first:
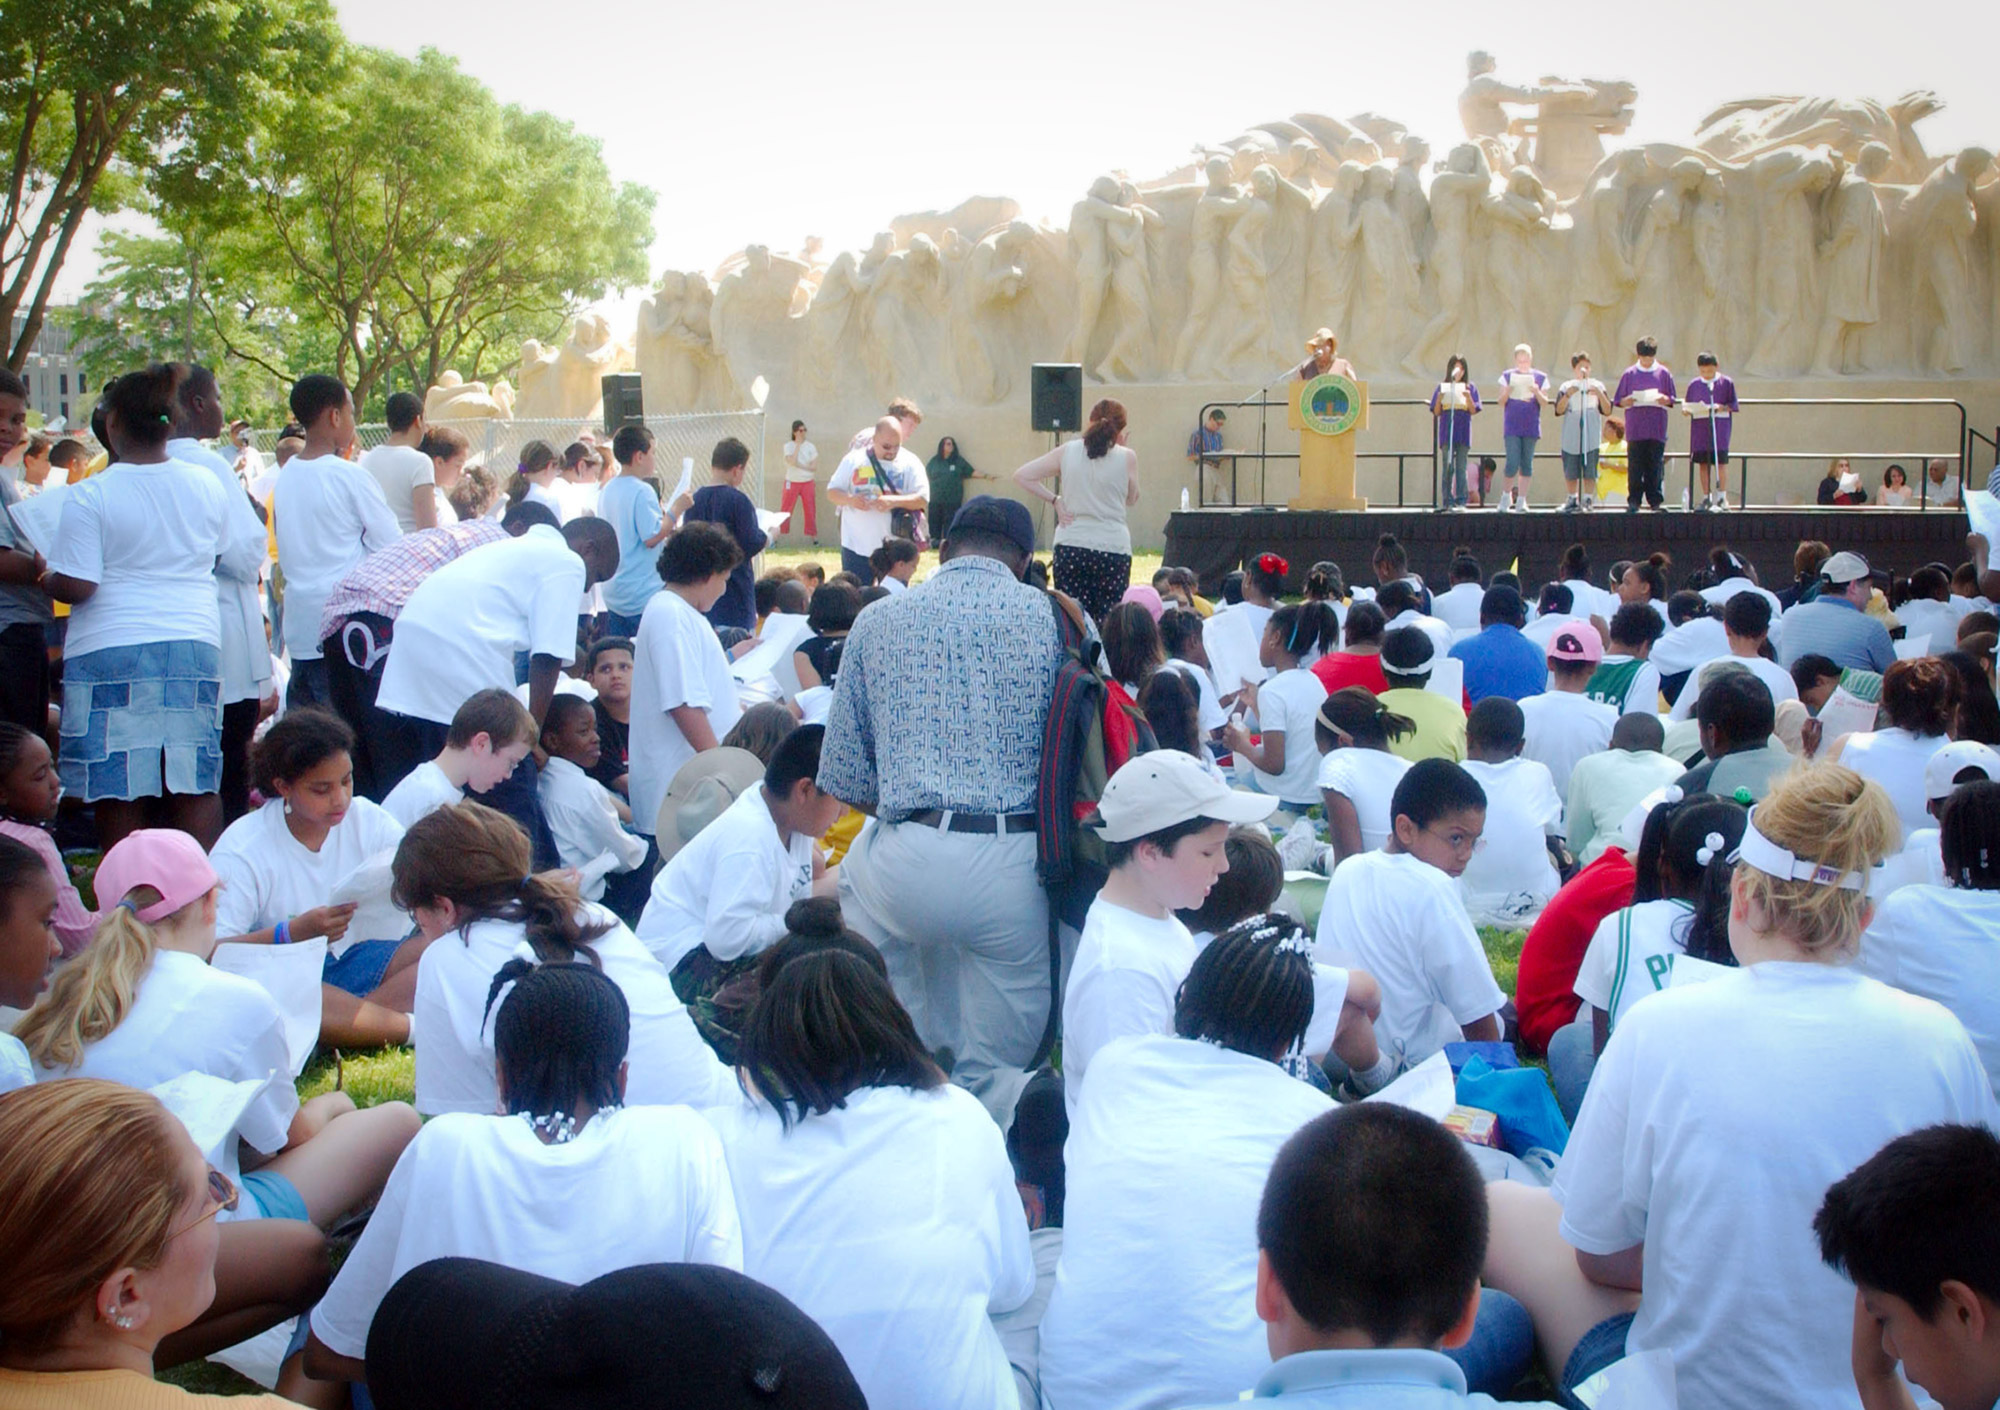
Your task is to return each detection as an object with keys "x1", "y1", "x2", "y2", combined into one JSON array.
[
  {"x1": 1436, "y1": 383, "x2": 1468, "y2": 410},
  {"x1": 1816, "y1": 685, "x2": 1880, "y2": 749},
  {"x1": 1507, "y1": 376, "x2": 1537, "y2": 401},
  {"x1": 1894, "y1": 635, "x2": 1931, "y2": 660},
  {"x1": 756, "y1": 507, "x2": 790, "y2": 535},
  {"x1": 149, "y1": 1070, "x2": 292, "y2": 1166},
  {"x1": 210, "y1": 940, "x2": 328, "y2": 1075},
  {"x1": 1965, "y1": 489, "x2": 2000, "y2": 545},
  {"x1": 329, "y1": 850, "x2": 412, "y2": 958},
  {"x1": 1362, "y1": 1051, "x2": 1456, "y2": 1120},
  {"x1": 729, "y1": 611, "x2": 815, "y2": 695},
  {"x1": 1680, "y1": 403, "x2": 1730, "y2": 419},
  {"x1": 669, "y1": 456, "x2": 695, "y2": 507},
  {"x1": 4, "y1": 482, "x2": 71, "y2": 558},
  {"x1": 1202, "y1": 606, "x2": 1268, "y2": 694},
  {"x1": 795, "y1": 685, "x2": 833, "y2": 723},
  {"x1": 1630, "y1": 389, "x2": 1664, "y2": 406},
  {"x1": 1424, "y1": 656, "x2": 1464, "y2": 702}
]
